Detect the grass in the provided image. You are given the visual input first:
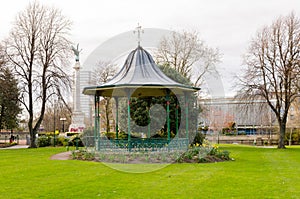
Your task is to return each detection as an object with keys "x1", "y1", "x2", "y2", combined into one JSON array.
[{"x1": 0, "y1": 145, "x2": 300, "y2": 198}]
